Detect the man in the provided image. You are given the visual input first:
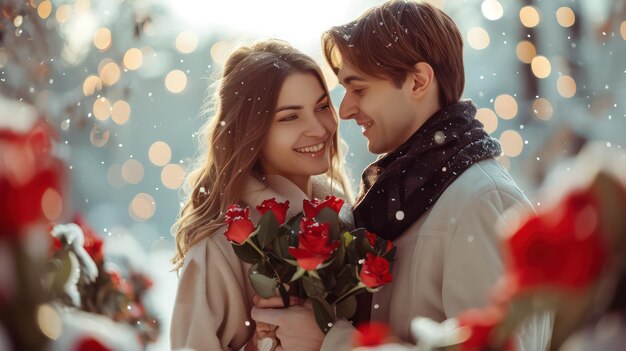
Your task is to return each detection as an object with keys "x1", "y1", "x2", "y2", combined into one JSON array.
[{"x1": 252, "y1": 1, "x2": 552, "y2": 350}]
